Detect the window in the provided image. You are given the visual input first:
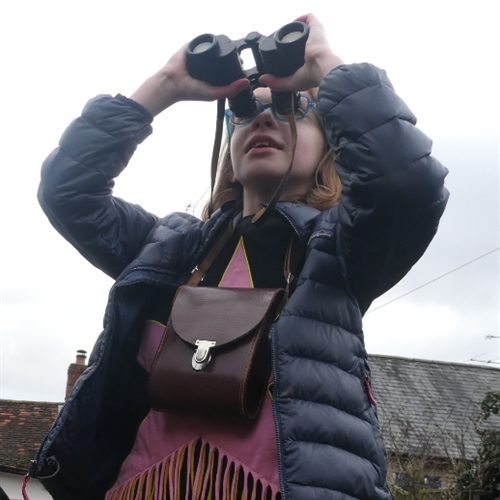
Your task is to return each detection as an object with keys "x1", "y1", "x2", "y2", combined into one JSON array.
[
  {"x1": 394, "y1": 473, "x2": 442, "y2": 491},
  {"x1": 424, "y1": 476, "x2": 442, "y2": 489},
  {"x1": 395, "y1": 472, "x2": 410, "y2": 490}
]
